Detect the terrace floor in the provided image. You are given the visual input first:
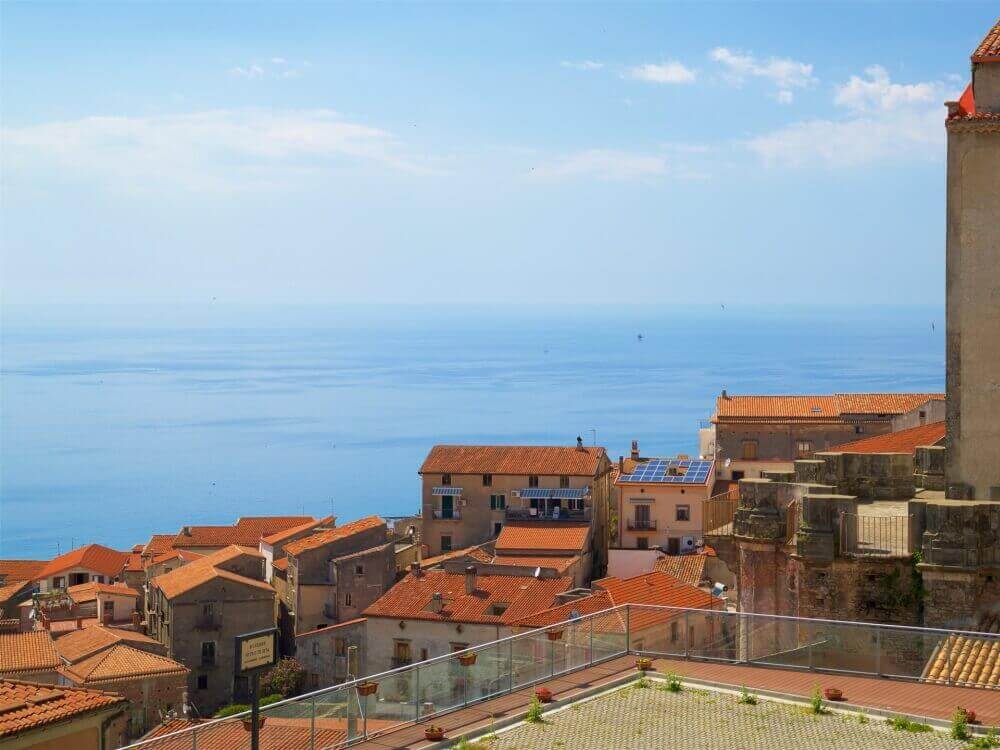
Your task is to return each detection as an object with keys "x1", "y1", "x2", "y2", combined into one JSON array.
[{"x1": 350, "y1": 655, "x2": 1000, "y2": 749}]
